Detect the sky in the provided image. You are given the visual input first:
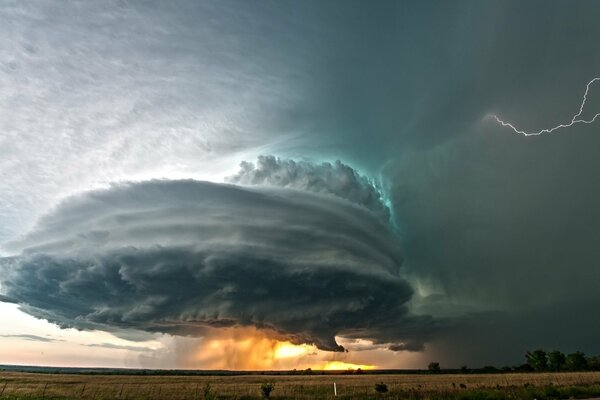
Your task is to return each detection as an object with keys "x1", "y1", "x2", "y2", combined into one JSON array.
[{"x1": 1, "y1": 0, "x2": 600, "y2": 370}]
